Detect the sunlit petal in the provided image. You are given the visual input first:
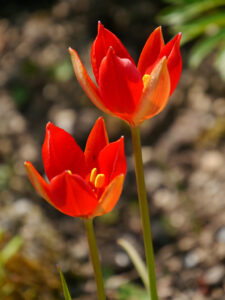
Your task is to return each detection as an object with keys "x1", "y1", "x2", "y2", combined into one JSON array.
[
  {"x1": 98, "y1": 137, "x2": 127, "y2": 184},
  {"x1": 42, "y1": 122, "x2": 85, "y2": 181},
  {"x1": 69, "y1": 47, "x2": 111, "y2": 114},
  {"x1": 24, "y1": 161, "x2": 52, "y2": 205},
  {"x1": 91, "y1": 21, "x2": 135, "y2": 83},
  {"x1": 133, "y1": 57, "x2": 170, "y2": 125},
  {"x1": 84, "y1": 117, "x2": 109, "y2": 170},
  {"x1": 93, "y1": 174, "x2": 124, "y2": 216},
  {"x1": 99, "y1": 48, "x2": 143, "y2": 114},
  {"x1": 50, "y1": 171, "x2": 98, "y2": 217},
  {"x1": 138, "y1": 27, "x2": 165, "y2": 75}
]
